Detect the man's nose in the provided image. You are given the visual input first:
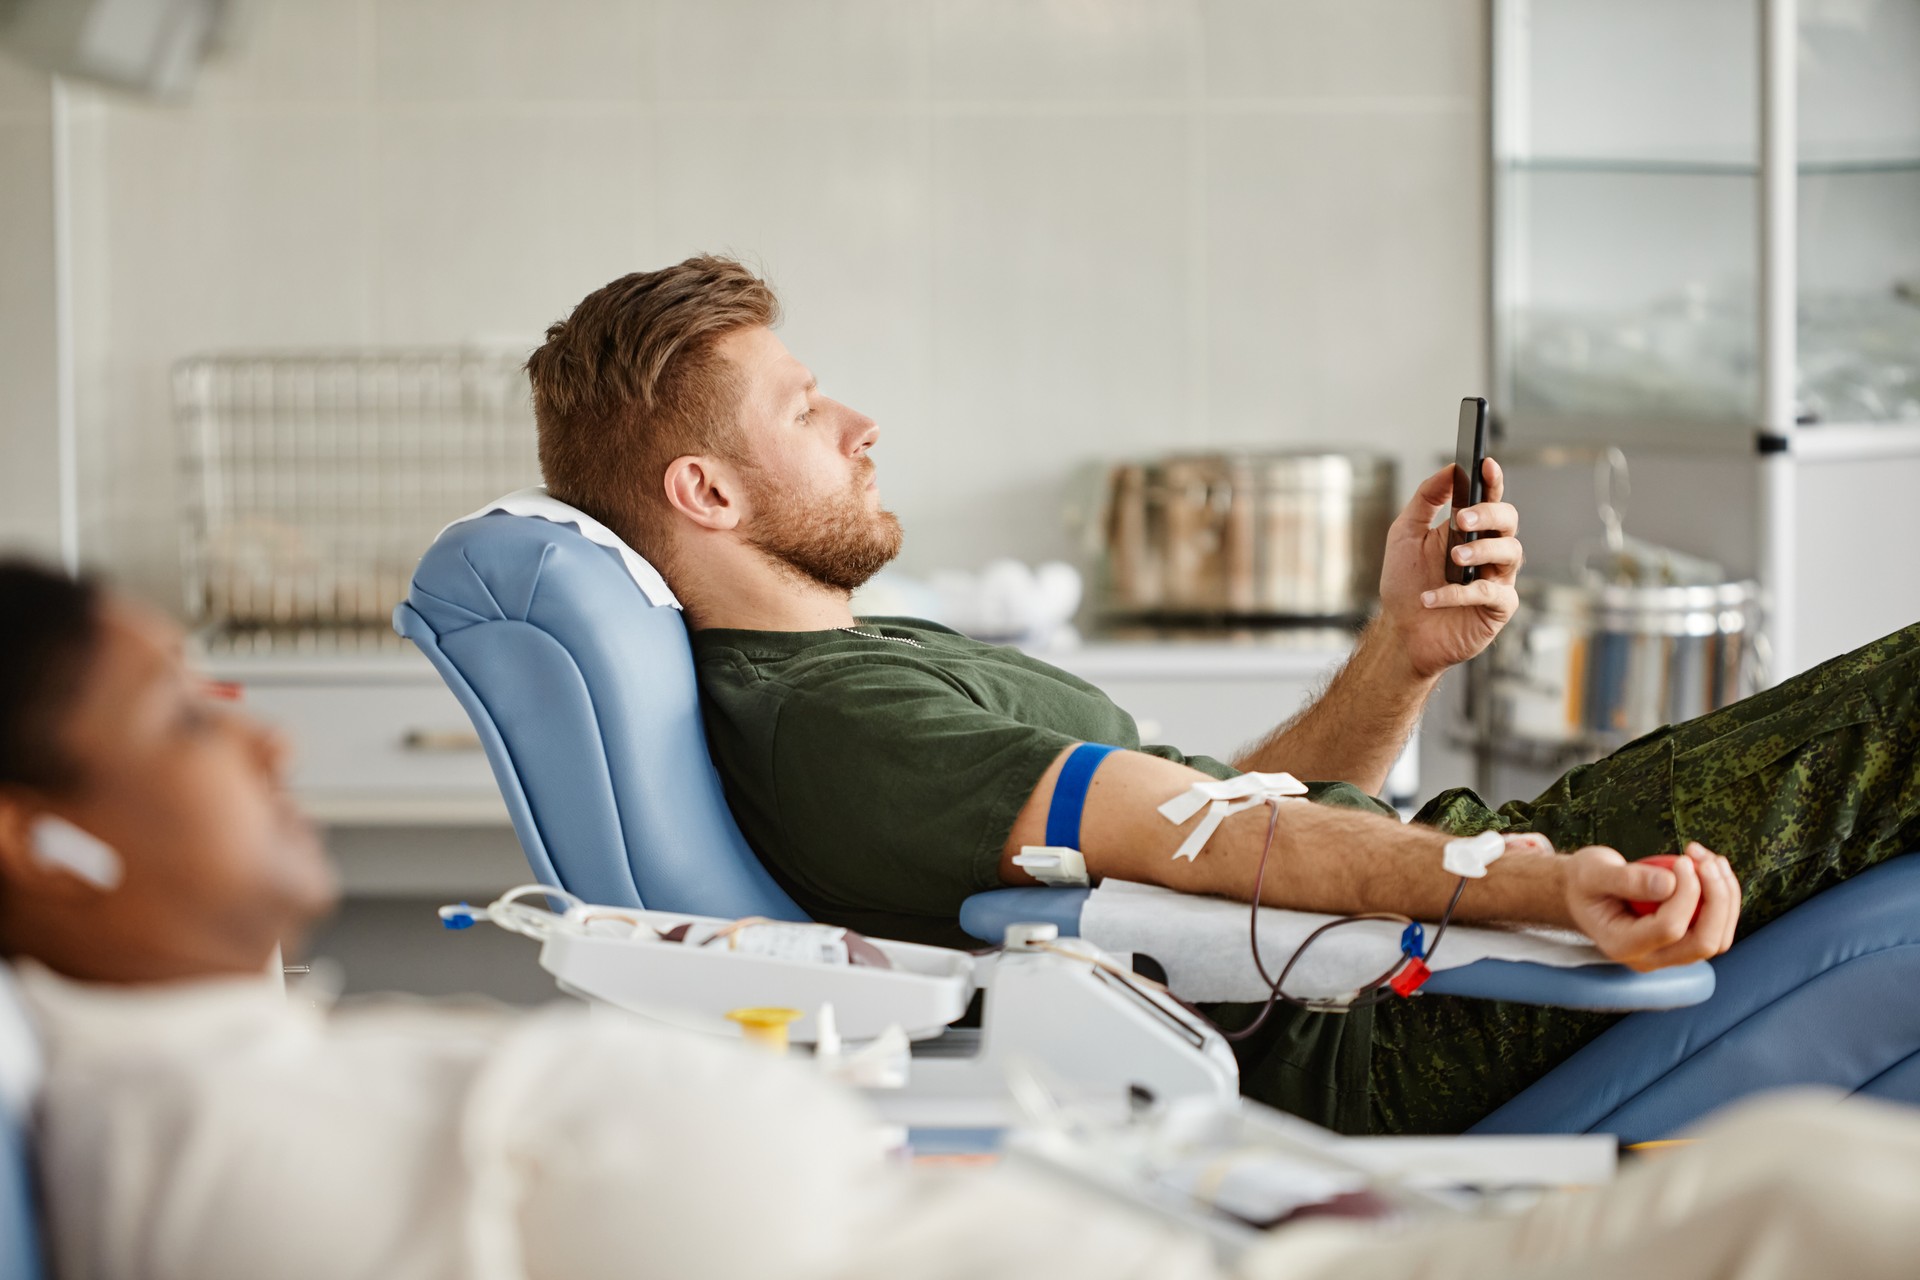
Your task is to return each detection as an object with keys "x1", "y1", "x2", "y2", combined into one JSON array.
[{"x1": 838, "y1": 401, "x2": 879, "y2": 455}]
